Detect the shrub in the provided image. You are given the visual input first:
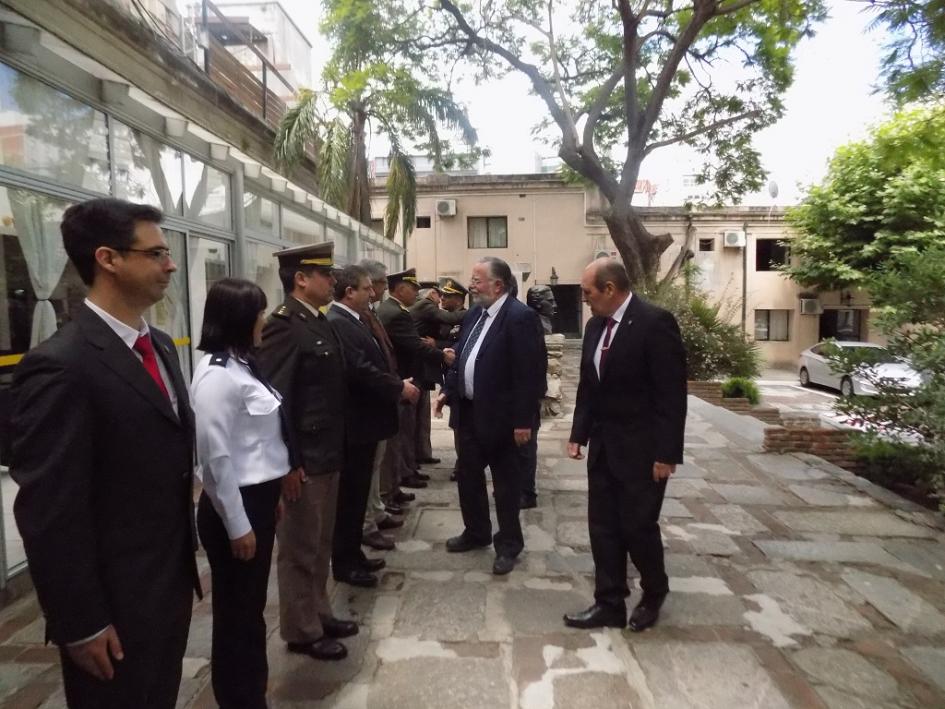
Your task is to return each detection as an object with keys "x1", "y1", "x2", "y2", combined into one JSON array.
[
  {"x1": 851, "y1": 435, "x2": 943, "y2": 510},
  {"x1": 721, "y1": 377, "x2": 761, "y2": 405}
]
